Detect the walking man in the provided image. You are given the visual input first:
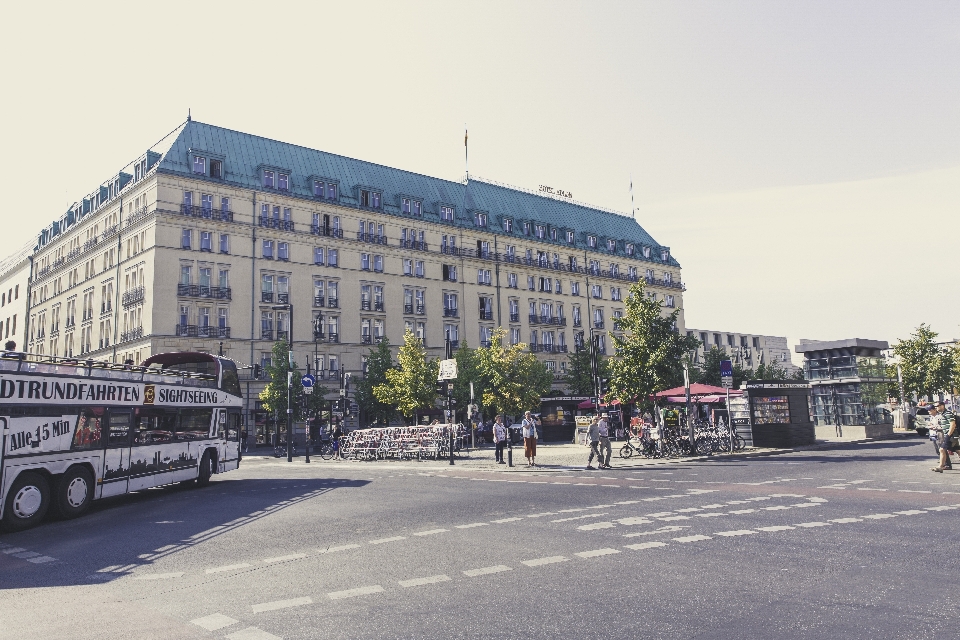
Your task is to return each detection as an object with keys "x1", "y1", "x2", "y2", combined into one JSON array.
[
  {"x1": 521, "y1": 411, "x2": 539, "y2": 467},
  {"x1": 931, "y1": 401, "x2": 956, "y2": 472},
  {"x1": 586, "y1": 416, "x2": 601, "y2": 470},
  {"x1": 598, "y1": 413, "x2": 612, "y2": 469},
  {"x1": 493, "y1": 415, "x2": 507, "y2": 465}
]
